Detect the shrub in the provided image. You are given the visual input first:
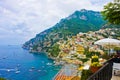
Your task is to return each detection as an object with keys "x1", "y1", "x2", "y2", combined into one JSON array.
[{"x1": 81, "y1": 70, "x2": 92, "y2": 80}]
